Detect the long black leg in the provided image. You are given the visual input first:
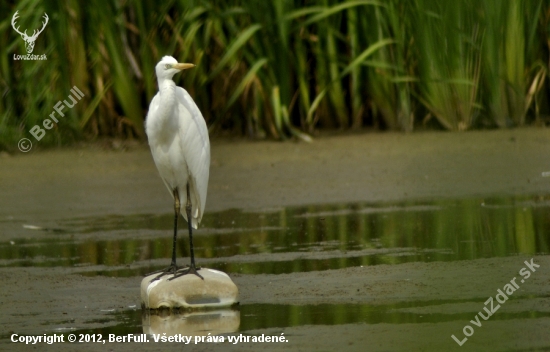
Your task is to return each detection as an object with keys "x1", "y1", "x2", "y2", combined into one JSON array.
[
  {"x1": 170, "y1": 189, "x2": 180, "y2": 267},
  {"x1": 146, "y1": 189, "x2": 182, "y2": 281},
  {"x1": 171, "y1": 183, "x2": 203, "y2": 280}
]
